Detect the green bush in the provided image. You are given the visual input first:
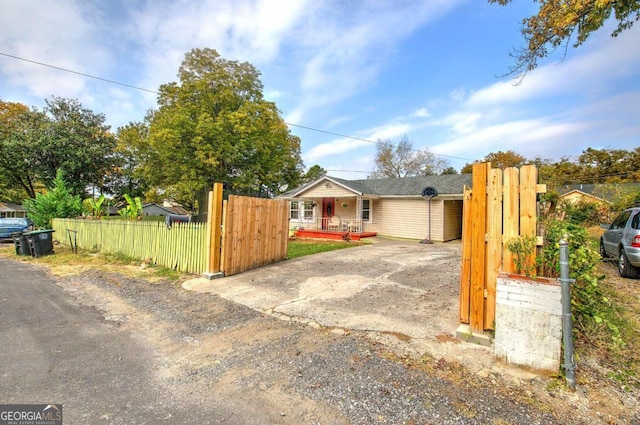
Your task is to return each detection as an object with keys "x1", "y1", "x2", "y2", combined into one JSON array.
[
  {"x1": 505, "y1": 235, "x2": 537, "y2": 277},
  {"x1": 540, "y1": 219, "x2": 623, "y2": 347},
  {"x1": 563, "y1": 200, "x2": 607, "y2": 225},
  {"x1": 23, "y1": 169, "x2": 82, "y2": 228}
]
